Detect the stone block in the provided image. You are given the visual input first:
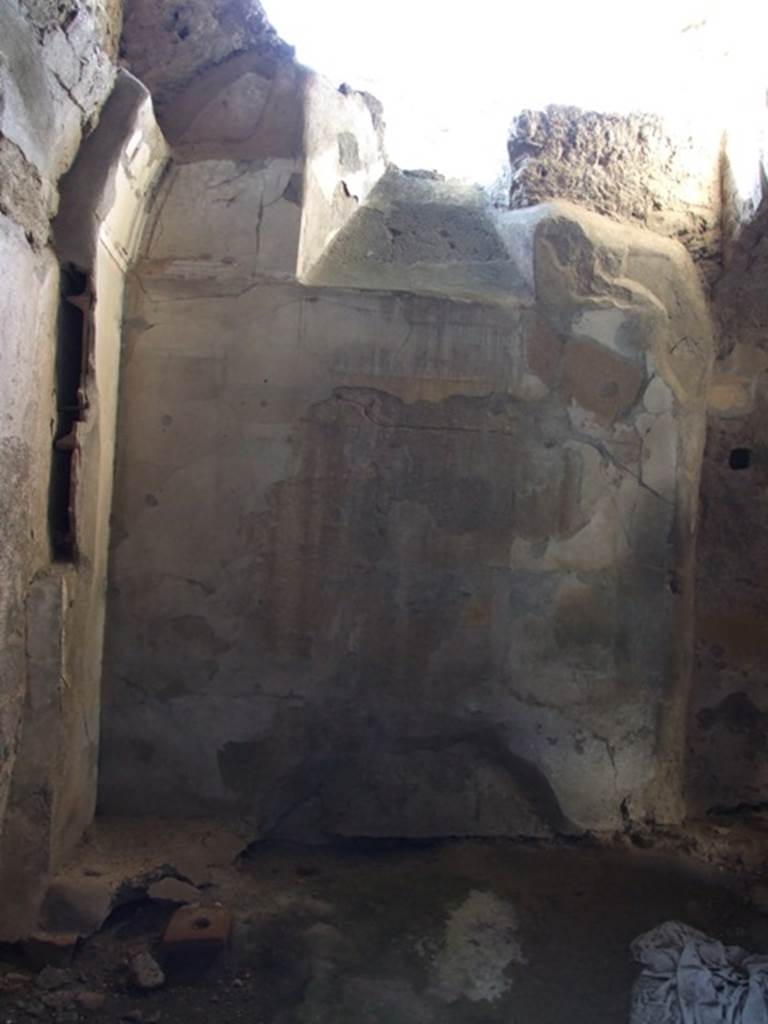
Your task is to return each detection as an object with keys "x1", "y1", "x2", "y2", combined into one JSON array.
[
  {"x1": 21, "y1": 932, "x2": 79, "y2": 969},
  {"x1": 147, "y1": 878, "x2": 200, "y2": 904},
  {"x1": 38, "y1": 878, "x2": 115, "y2": 936}
]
